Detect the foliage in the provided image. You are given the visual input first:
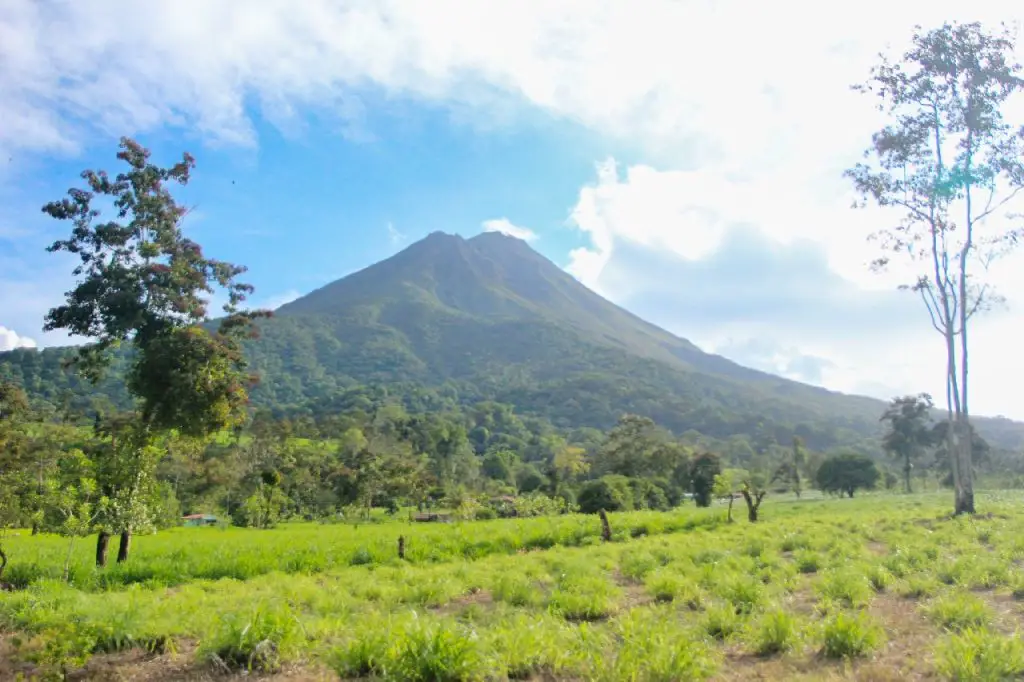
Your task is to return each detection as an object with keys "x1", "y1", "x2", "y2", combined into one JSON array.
[
  {"x1": 690, "y1": 452, "x2": 722, "y2": 507},
  {"x1": 577, "y1": 475, "x2": 634, "y2": 514},
  {"x1": 881, "y1": 394, "x2": 934, "y2": 493},
  {"x1": 815, "y1": 454, "x2": 880, "y2": 498}
]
